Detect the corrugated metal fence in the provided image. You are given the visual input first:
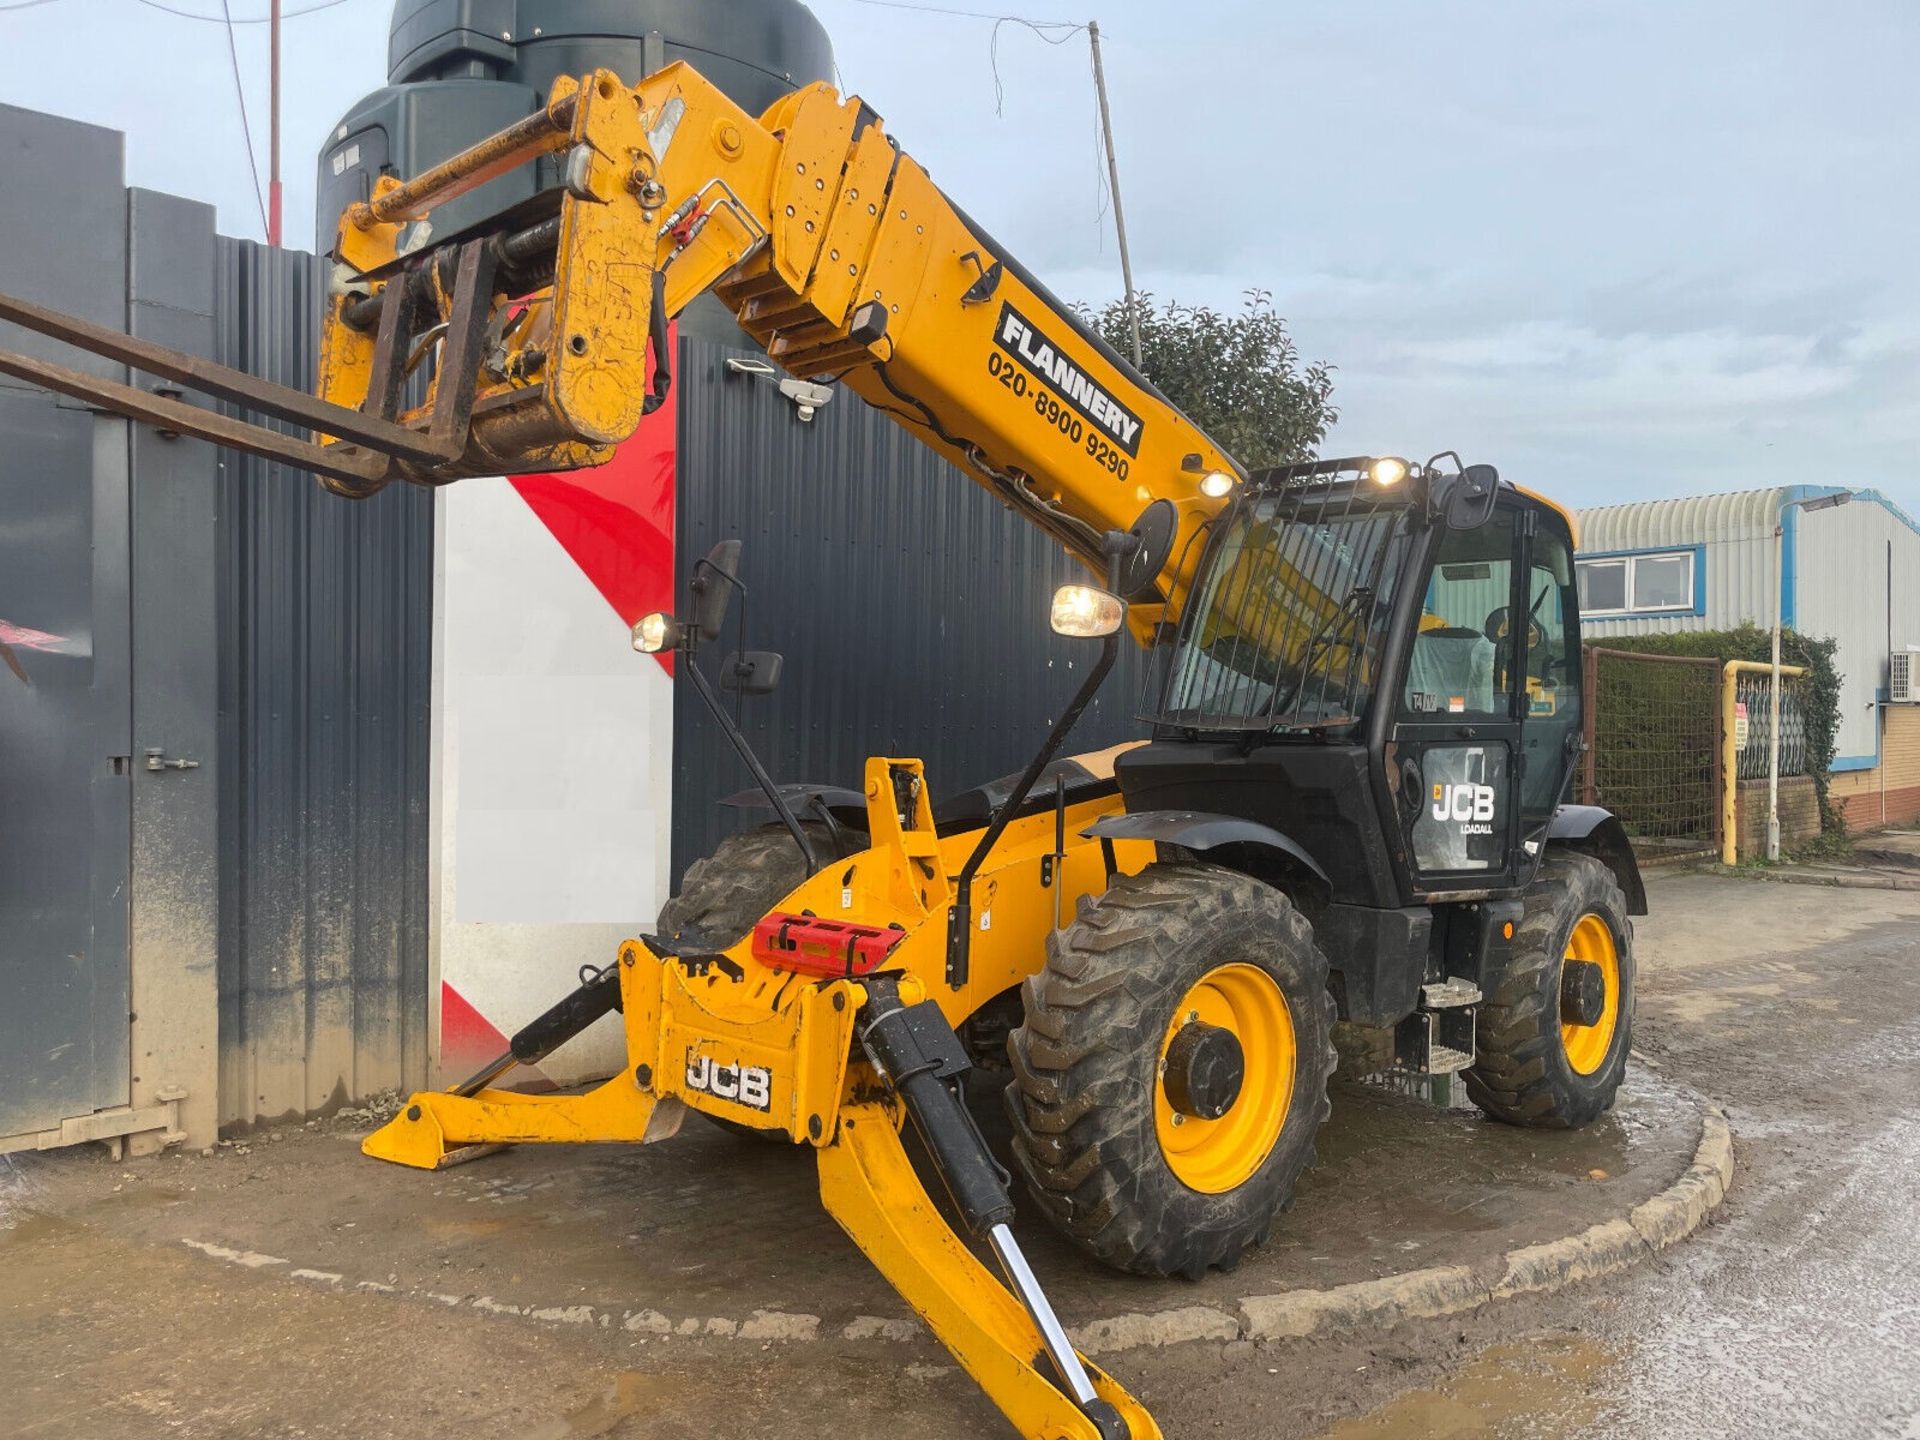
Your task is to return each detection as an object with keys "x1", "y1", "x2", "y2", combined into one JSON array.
[
  {"x1": 670, "y1": 337, "x2": 1149, "y2": 877},
  {"x1": 213, "y1": 240, "x2": 434, "y2": 1127}
]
